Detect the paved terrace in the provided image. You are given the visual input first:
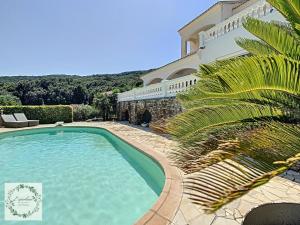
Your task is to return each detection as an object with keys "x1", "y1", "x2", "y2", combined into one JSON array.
[{"x1": 1, "y1": 122, "x2": 300, "y2": 225}]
